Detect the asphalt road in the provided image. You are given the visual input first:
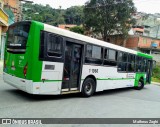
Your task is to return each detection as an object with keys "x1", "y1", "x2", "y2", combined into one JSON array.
[{"x1": 0, "y1": 75, "x2": 160, "y2": 127}]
